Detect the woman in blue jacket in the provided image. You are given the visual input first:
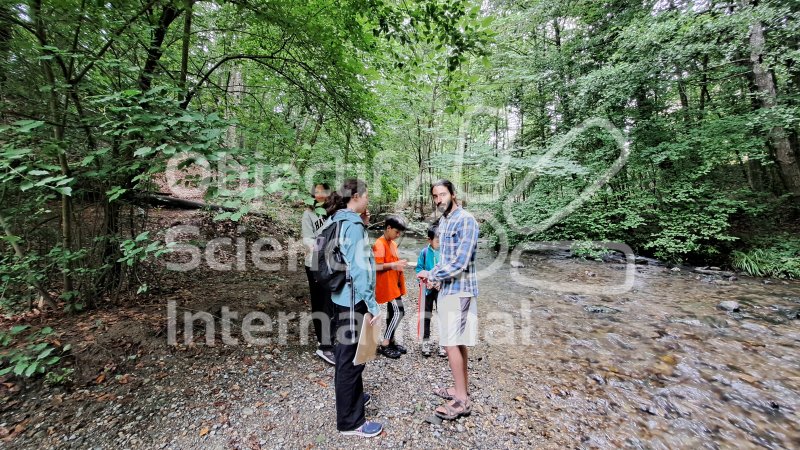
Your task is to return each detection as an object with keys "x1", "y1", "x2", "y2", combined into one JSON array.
[{"x1": 321, "y1": 179, "x2": 383, "y2": 438}]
